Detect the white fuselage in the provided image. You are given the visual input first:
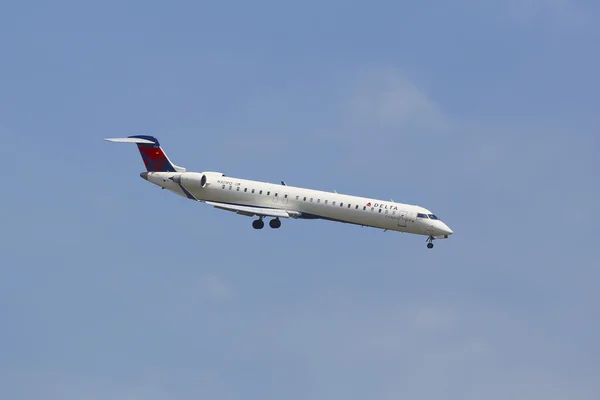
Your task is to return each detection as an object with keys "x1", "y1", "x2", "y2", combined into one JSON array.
[{"x1": 142, "y1": 171, "x2": 453, "y2": 238}]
